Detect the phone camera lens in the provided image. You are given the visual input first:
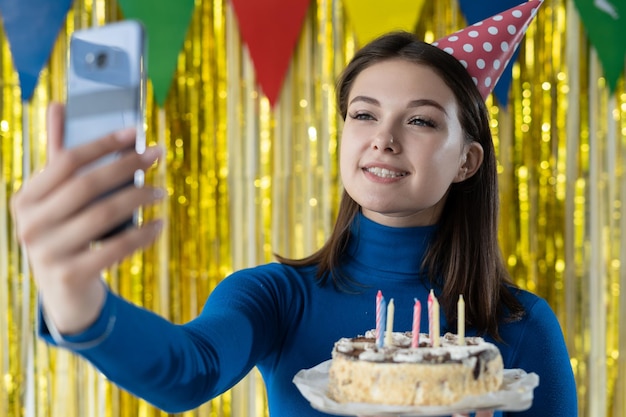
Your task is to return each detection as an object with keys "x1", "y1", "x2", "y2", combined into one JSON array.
[
  {"x1": 85, "y1": 51, "x2": 108, "y2": 68},
  {"x1": 95, "y1": 52, "x2": 108, "y2": 68}
]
